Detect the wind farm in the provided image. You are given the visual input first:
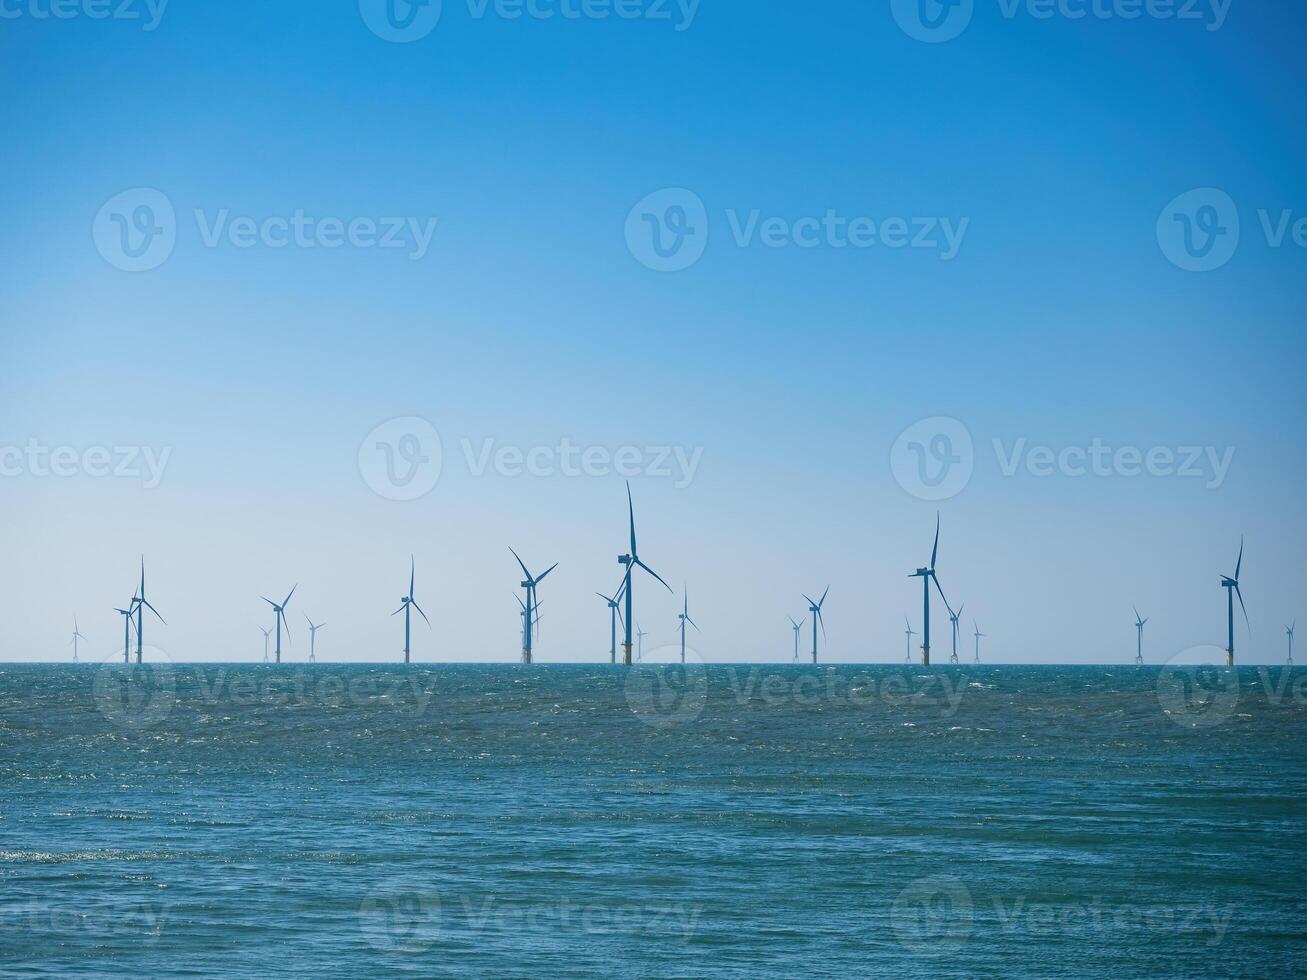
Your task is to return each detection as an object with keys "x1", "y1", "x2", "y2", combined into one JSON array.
[
  {"x1": 392, "y1": 558, "x2": 430, "y2": 665},
  {"x1": 262, "y1": 586, "x2": 296, "y2": 665}
]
